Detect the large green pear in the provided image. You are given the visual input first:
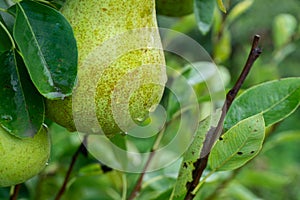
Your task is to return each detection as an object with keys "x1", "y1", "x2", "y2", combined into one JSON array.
[
  {"x1": 156, "y1": 0, "x2": 194, "y2": 17},
  {"x1": 45, "y1": 0, "x2": 167, "y2": 136},
  {"x1": 0, "y1": 125, "x2": 50, "y2": 187}
]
